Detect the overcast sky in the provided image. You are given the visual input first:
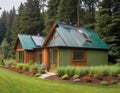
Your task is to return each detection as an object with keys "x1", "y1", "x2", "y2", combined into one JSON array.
[{"x1": 0, "y1": 0, "x2": 26, "y2": 15}]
